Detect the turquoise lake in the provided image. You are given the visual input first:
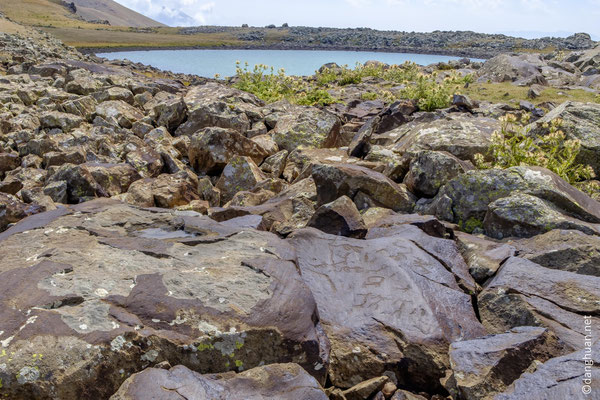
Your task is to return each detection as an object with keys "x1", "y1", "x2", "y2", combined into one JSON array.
[{"x1": 96, "y1": 49, "x2": 480, "y2": 78}]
